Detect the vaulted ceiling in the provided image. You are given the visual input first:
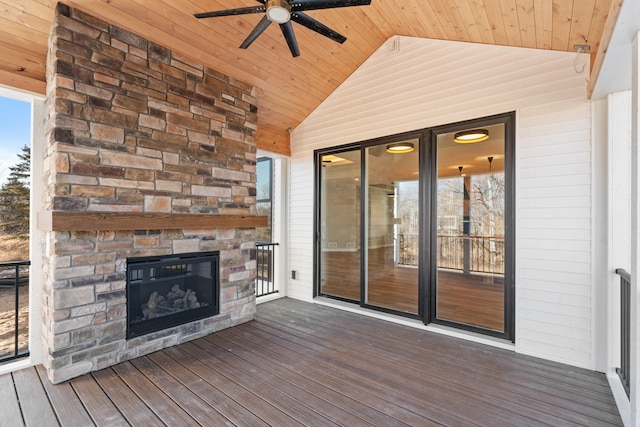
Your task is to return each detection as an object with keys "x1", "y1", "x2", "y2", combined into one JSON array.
[{"x1": 0, "y1": 1, "x2": 619, "y2": 155}]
